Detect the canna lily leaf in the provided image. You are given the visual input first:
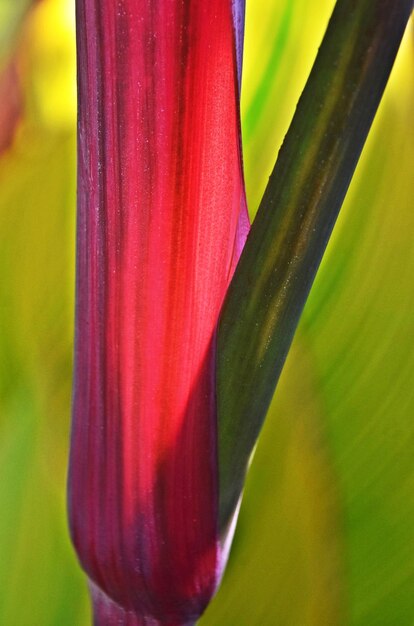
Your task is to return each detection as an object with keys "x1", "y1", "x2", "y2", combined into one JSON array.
[
  {"x1": 68, "y1": 1, "x2": 249, "y2": 624},
  {"x1": 1, "y1": 0, "x2": 414, "y2": 623},
  {"x1": 217, "y1": 0, "x2": 414, "y2": 529}
]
